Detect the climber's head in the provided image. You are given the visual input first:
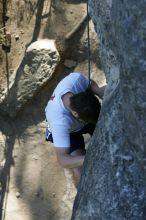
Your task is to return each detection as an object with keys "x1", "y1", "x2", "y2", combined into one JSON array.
[{"x1": 70, "y1": 91, "x2": 101, "y2": 124}]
